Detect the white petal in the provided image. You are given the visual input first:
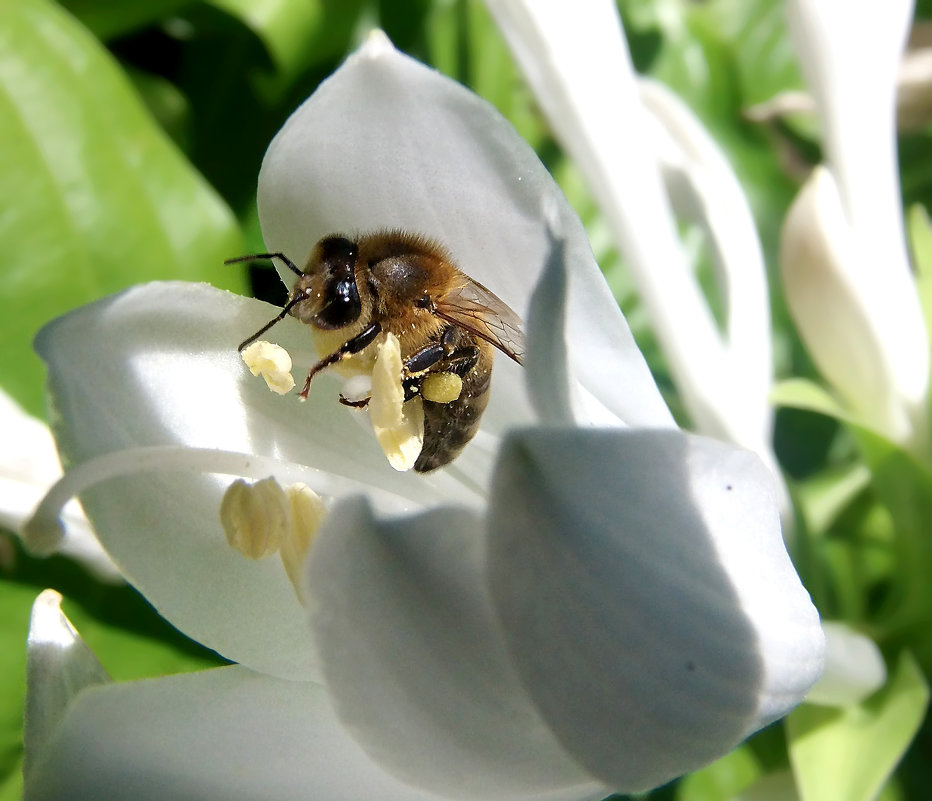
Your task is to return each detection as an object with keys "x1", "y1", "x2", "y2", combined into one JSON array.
[
  {"x1": 524, "y1": 227, "x2": 574, "y2": 425},
  {"x1": 483, "y1": 0, "x2": 730, "y2": 438},
  {"x1": 486, "y1": 428, "x2": 825, "y2": 792},
  {"x1": 35, "y1": 282, "x2": 480, "y2": 680},
  {"x1": 0, "y1": 388, "x2": 121, "y2": 582},
  {"x1": 24, "y1": 590, "x2": 110, "y2": 781},
  {"x1": 639, "y1": 77, "x2": 774, "y2": 459},
  {"x1": 787, "y1": 0, "x2": 929, "y2": 430},
  {"x1": 524, "y1": 220, "x2": 624, "y2": 427},
  {"x1": 26, "y1": 665, "x2": 464, "y2": 801},
  {"x1": 257, "y1": 31, "x2": 672, "y2": 430},
  {"x1": 805, "y1": 622, "x2": 886, "y2": 707},
  {"x1": 306, "y1": 497, "x2": 608, "y2": 801},
  {"x1": 787, "y1": 0, "x2": 912, "y2": 242},
  {"x1": 780, "y1": 167, "x2": 912, "y2": 442}
]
